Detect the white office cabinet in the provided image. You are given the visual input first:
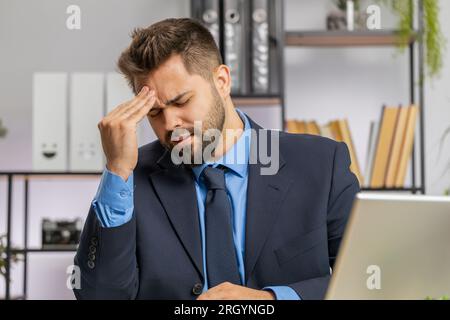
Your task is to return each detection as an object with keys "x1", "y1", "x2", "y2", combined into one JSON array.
[
  {"x1": 69, "y1": 73, "x2": 104, "y2": 171},
  {"x1": 32, "y1": 73, "x2": 68, "y2": 171}
]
